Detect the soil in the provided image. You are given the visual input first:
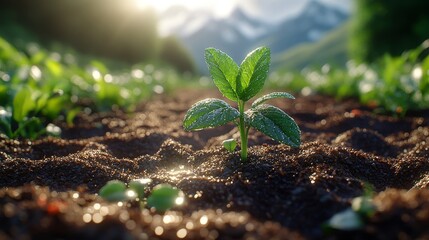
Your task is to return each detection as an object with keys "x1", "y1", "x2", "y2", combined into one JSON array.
[{"x1": 1, "y1": 89, "x2": 429, "y2": 240}]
